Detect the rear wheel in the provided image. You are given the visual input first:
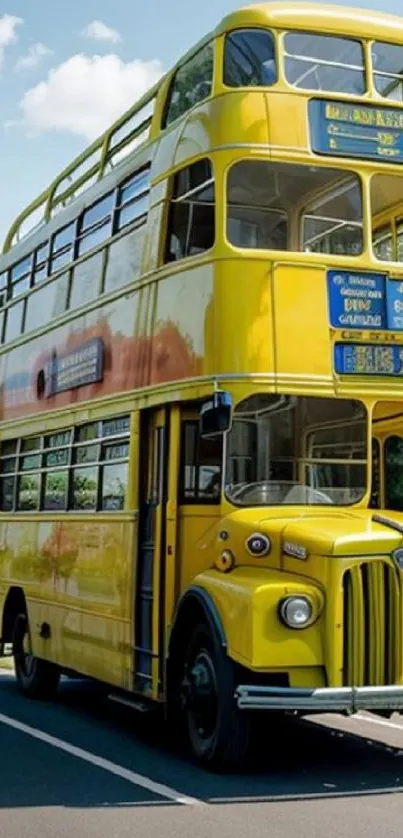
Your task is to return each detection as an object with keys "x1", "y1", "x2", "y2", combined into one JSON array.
[
  {"x1": 13, "y1": 613, "x2": 60, "y2": 699},
  {"x1": 180, "y1": 622, "x2": 251, "y2": 771}
]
